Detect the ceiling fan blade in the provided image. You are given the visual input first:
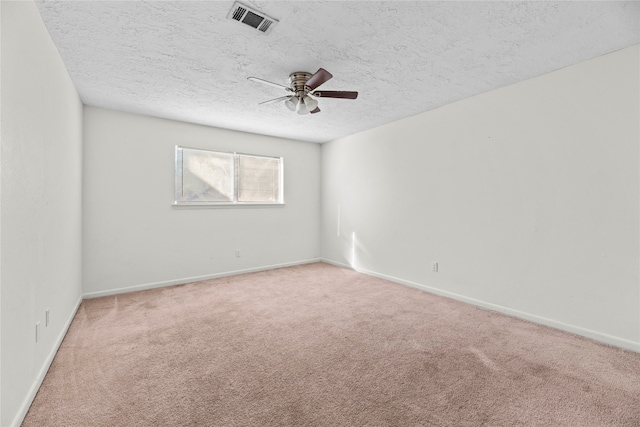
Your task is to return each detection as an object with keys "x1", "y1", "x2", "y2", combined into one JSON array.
[
  {"x1": 248, "y1": 77, "x2": 292, "y2": 92},
  {"x1": 311, "y1": 90, "x2": 358, "y2": 100},
  {"x1": 258, "y1": 95, "x2": 291, "y2": 106},
  {"x1": 310, "y1": 107, "x2": 321, "y2": 114},
  {"x1": 305, "y1": 68, "x2": 333, "y2": 91}
]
